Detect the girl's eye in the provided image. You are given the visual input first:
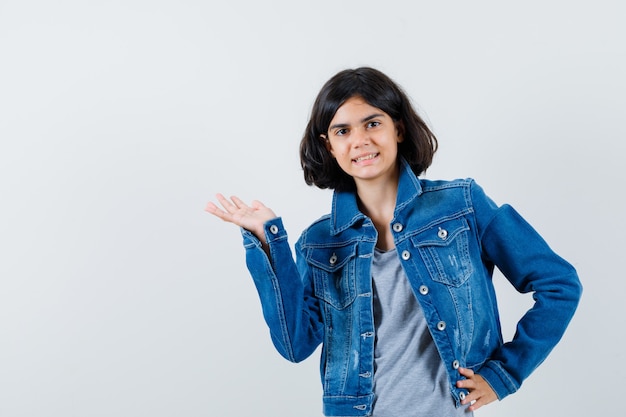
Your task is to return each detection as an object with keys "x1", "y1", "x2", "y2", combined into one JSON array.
[
  {"x1": 367, "y1": 121, "x2": 381, "y2": 128},
  {"x1": 335, "y1": 128, "x2": 348, "y2": 136}
]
